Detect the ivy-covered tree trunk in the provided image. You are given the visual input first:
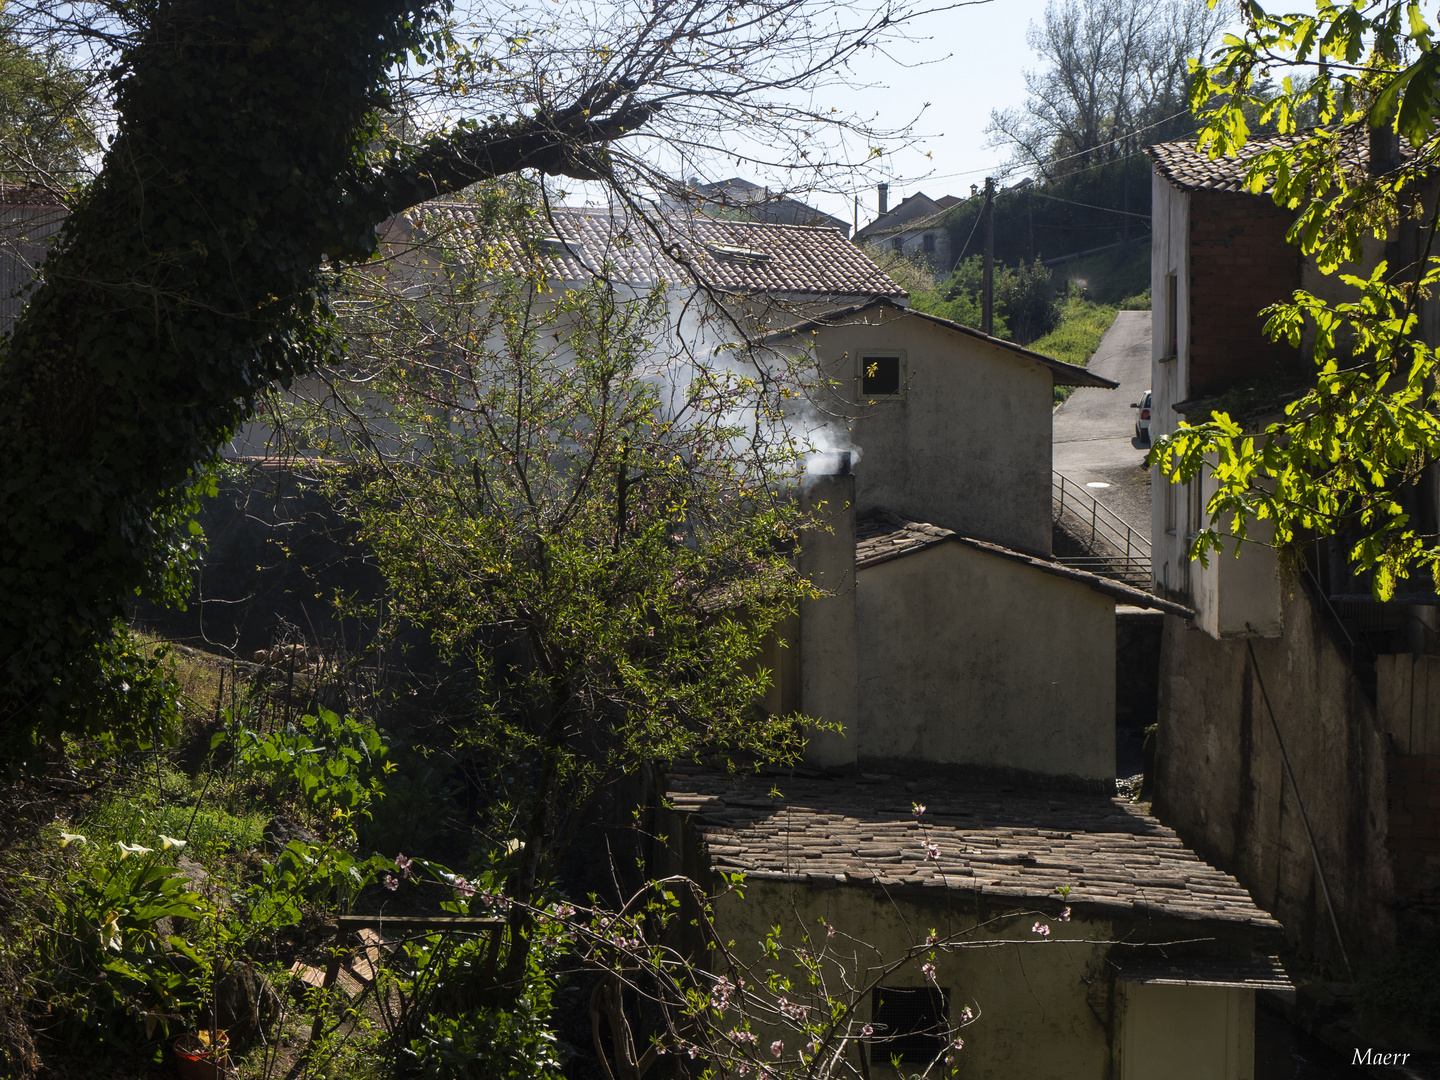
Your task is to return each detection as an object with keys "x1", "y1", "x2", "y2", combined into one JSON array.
[{"x1": 0, "y1": 0, "x2": 651, "y2": 747}]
